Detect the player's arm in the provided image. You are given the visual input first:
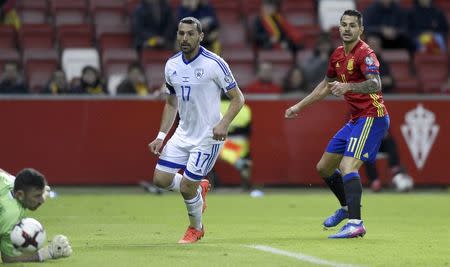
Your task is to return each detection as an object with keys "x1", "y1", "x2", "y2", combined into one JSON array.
[
  {"x1": 213, "y1": 87, "x2": 245, "y2": 141},
  {"x1": 1, "y1": 235, "x2": 72, "y2": 263},
  {"x1": 285, "y1": 77, "x2": 334, "y2": 118},
  {"x1": 346, "y1": 73, "x2": 381, "y2": 94},
  {"x1": 148, "y1": 90, "x2": 178, "y2": 155}
]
